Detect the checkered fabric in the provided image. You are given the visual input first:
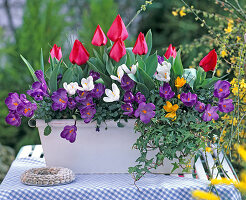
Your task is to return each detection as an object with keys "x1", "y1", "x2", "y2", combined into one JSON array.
[{"x1": 0, "y1": 157, "x2": 241, "y2": 200}]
